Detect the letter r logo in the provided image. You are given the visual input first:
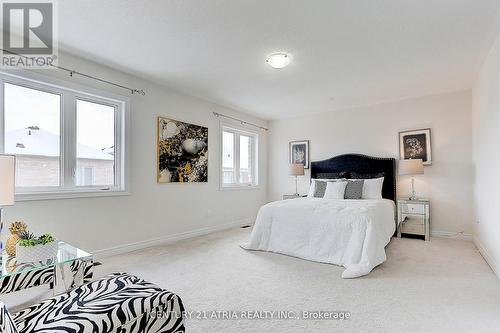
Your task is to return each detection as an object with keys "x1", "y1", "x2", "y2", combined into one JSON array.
[{"x1": 2, "y1": 2, "x2": 53, "y2": 54}]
